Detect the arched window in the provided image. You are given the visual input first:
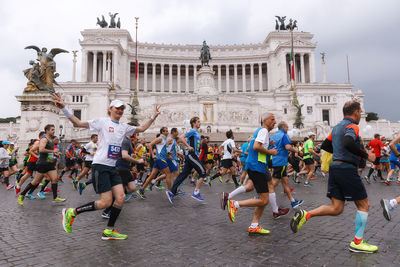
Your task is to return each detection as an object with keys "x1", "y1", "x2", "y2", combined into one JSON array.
[{"x1": 207, "y1": 126, "x2": 211, "y2": 133}]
